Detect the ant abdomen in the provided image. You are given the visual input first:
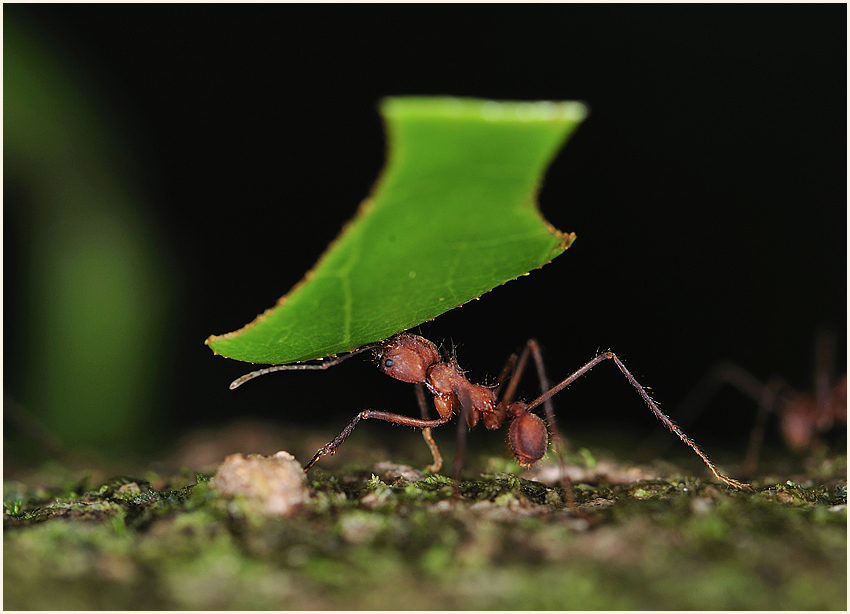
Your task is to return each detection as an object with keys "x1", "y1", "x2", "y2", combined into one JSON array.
[{"x1": 508, "y1": 404, "x2": 549, "y2": 466}]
